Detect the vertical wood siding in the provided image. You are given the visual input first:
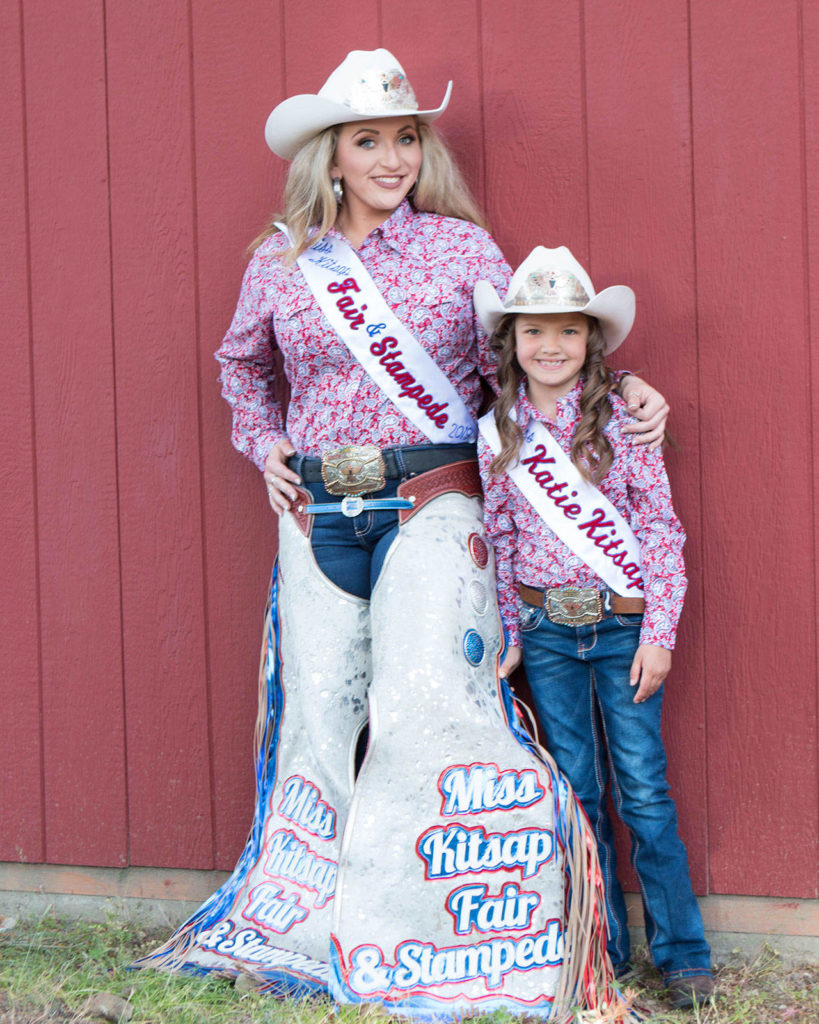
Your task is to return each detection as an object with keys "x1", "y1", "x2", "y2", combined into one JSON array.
[
  {"x1": 1, "y1": 0, "x2": 44, "y2": 865},
  {"x1": 20, "y1": 0, "x2": 127, "y2": 867},
  {"x1": 2, "y1": 0, "x2": 816, "y2": 901}
]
